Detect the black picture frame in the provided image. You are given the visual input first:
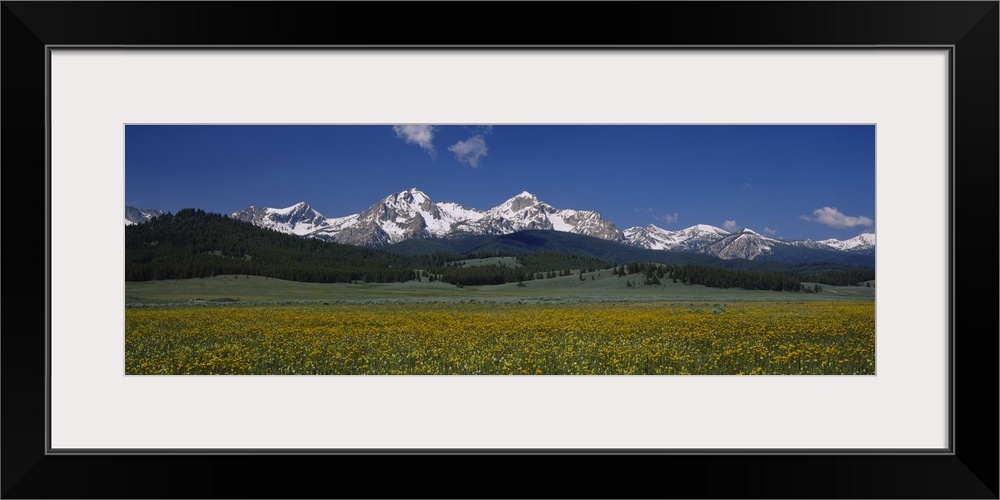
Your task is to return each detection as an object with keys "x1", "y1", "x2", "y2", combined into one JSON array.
[{"x1": 3, "y1": 2, "x2": 996, "y2": 498}]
